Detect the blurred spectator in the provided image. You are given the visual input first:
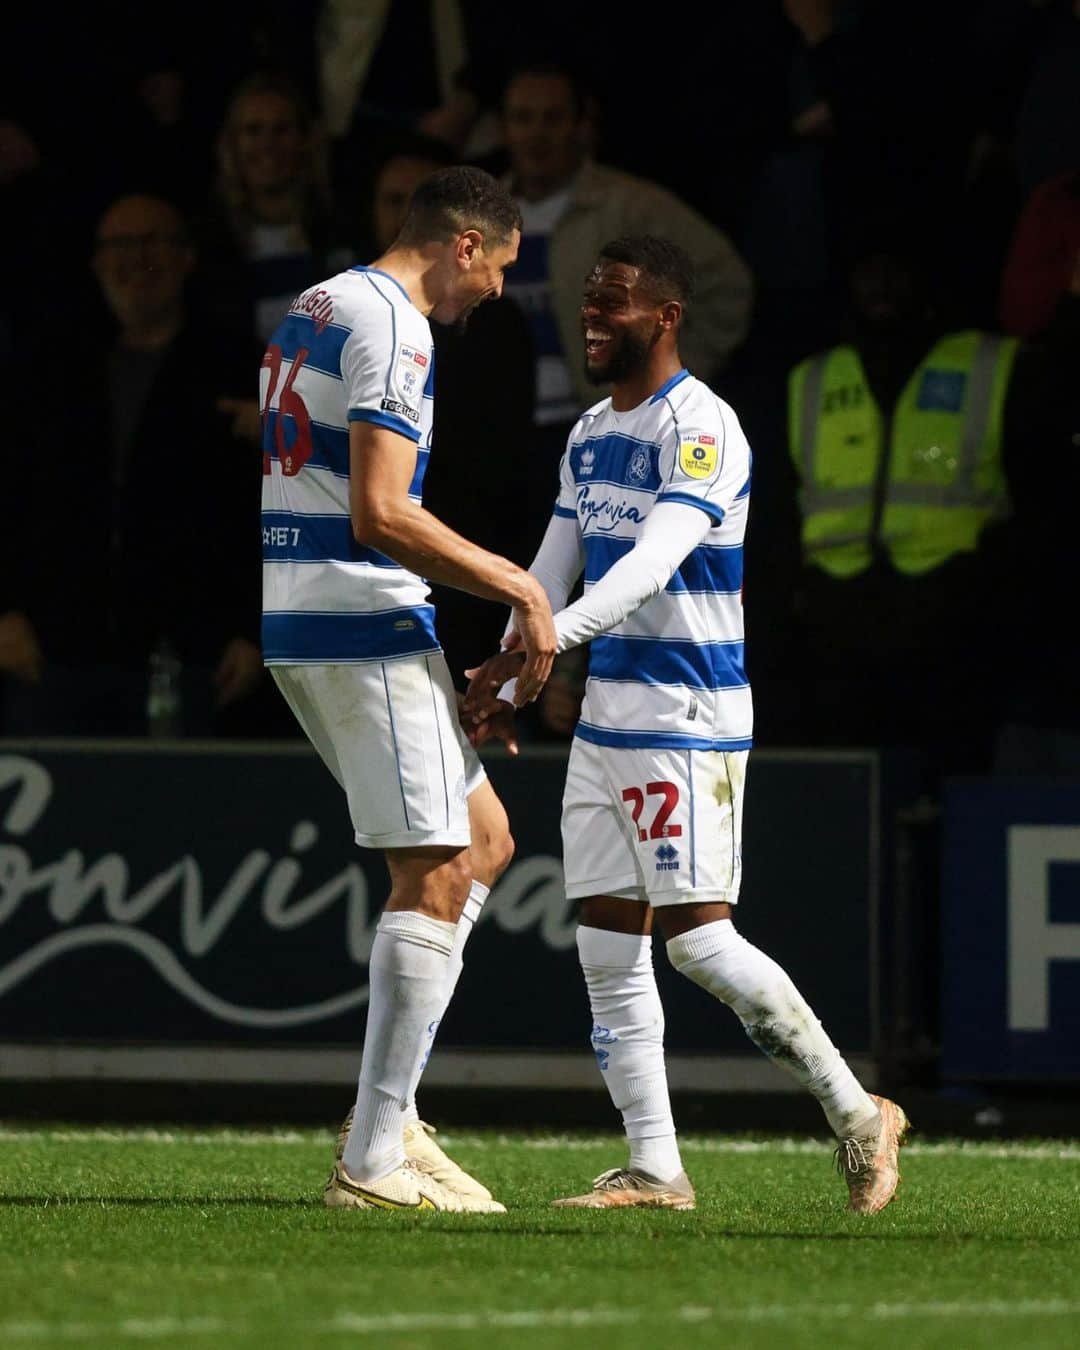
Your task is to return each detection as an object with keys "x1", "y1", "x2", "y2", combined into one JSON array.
[
  {"x1": 780, "y1": 1, "x2": 984, "y2": 232},
  {"x1": 318, "y1": 0, "x2": 470, "y2": 142},
  {"x1": 0, "y1": 122, "x2": 81, "y2": 363},
  {"x1": 770, "y1": 238, "x2": 1027, "y2": 781},
  {"x1": 1008, "y1": 0, "x2": 1080, "y2": 200},
  {"x1": 960, "y1": 1, "x2": 1080, "y2": 326},
  {"x1": 994, "y1": 240, "x2": 1080, "y2": 772},
  {"x1": 740, "y1": 0, "x2": 1000, "y2": 354},
  {"x1": 999, "y1": 169, "x2": 1080, "y2": 338},
  {"x1": 197, "y1": 74, "x2": 339, "y2": 345},
  {"x1": 1, "y1": 195, "x2": 266, "y2": 738},
  {"x1": 112, "y1": 65, "x2": 218, "y2": 214},
  {"x1": 5, "y1": 7, "x2": 307, "y2": 220},
  {"x1": 498, "y1": 62, "x2": 754, "y2": 546},
  {"x1": 736, "y1": 4, "x2": 840, "y2": 372},
  {"x1": 361, "y1": 134, "x2": 536, "y2": 693},
  {"x1": 319, "y1": 0, "x2": 511, "y2": 224}
]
